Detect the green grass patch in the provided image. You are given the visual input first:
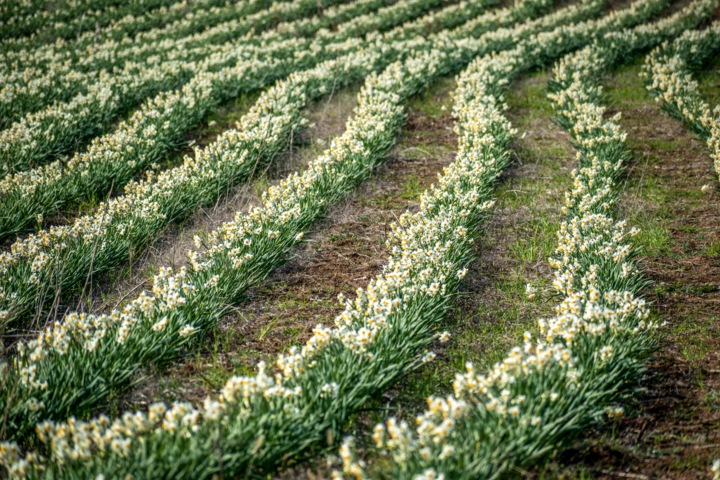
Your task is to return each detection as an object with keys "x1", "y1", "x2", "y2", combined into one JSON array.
[{"x1": 408, "y1": 75, "x2": 455, "y2": 118}]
